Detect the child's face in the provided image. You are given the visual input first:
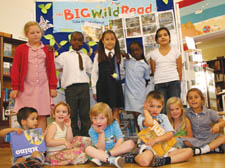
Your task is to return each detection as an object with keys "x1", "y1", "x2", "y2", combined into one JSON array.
[
  {"x1": 146, "y1": 98, "x2": 163, "y2": 117},
  {"x1": 26, "y1": 25, "x2": 42, "y2": 44},
  {"x1": 53, "y1": 105, "x2": 70, "y2": 123},
  {"x1": 170, "y1": 103, "x2": 182, "y2": 120},
  {"x1": 70, "y1": 33, "x2": 83, "y2": 51},
  {"x1": 22, "y1": 112, "x2": 38, "y2": 129},
  {"x1": 130, "y1": 43, "x2": 143, "y2": 60},
  {"x1": 187, "y1": 91, "x2": 203, "y2": 110},
  {"x1": 156, "y1": 29, "x2": 170, "y2": 45},
  {"x1": 102, "y1": 33, "x2": 116, "y2": 50},
  {"x1": 92, "y1": 113, "x2": 108, "y2": 130}
]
